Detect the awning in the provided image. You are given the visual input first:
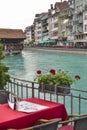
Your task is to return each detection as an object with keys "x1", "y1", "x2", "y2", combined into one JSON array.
[
  {"x1": 39, "y1": 40, "x2": 47, "y2": 44},
  {"x1": 47, "y1": 39, "x2": 56, "y2": 43},
  {"x1": 39, "y1": 39, "x2": 56, "y2": 44},
  {"x1": 42, "y1": 32, "x2": 48, "y2": 37}
]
